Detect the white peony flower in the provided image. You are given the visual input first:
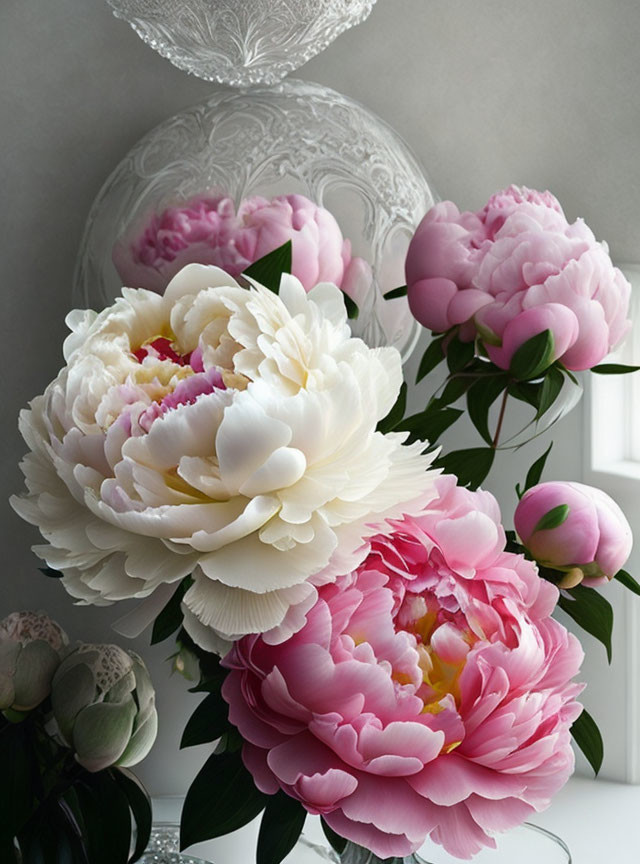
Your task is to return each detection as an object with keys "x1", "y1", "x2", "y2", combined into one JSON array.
[{"x1": 12, "y1": 265, "x2": 438, "y2": 651}]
